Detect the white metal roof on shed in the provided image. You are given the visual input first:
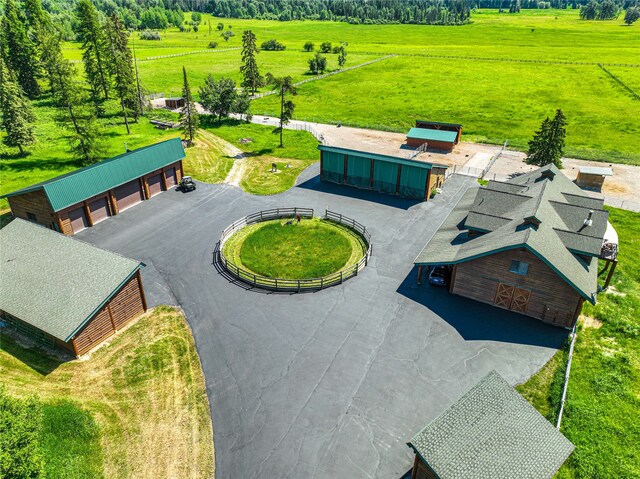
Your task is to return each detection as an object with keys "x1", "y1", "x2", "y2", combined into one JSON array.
[
  {"x1": 579, "y1": 166, "x2": 613, "y2": 176},
  {"x1": 0, "y1": 219, "x2": 142, "y2": 342}
]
